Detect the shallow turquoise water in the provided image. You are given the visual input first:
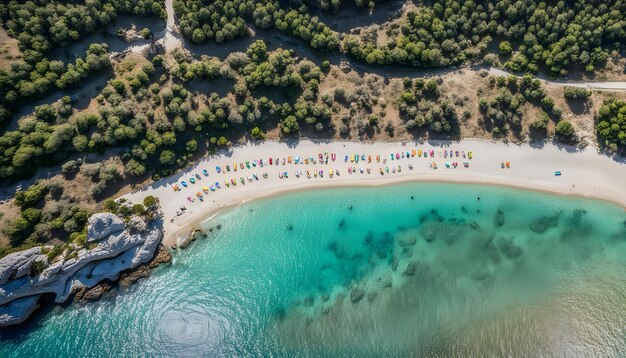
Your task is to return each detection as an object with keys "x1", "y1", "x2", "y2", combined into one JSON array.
[{"x1": 1, "y1": 183, "x2": 626, "y2": 357}]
